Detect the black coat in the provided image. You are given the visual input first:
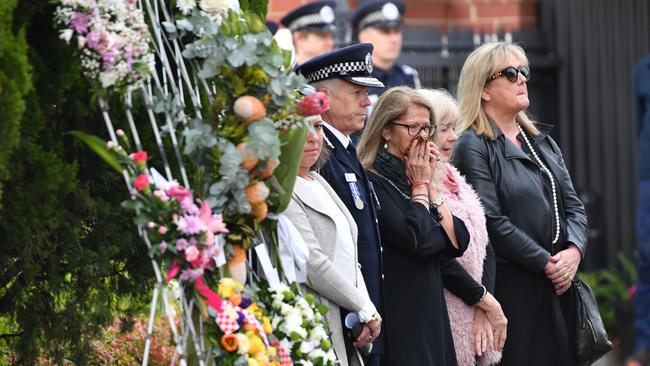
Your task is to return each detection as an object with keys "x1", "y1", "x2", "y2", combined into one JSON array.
[
  {"x1": 319, "y1": 126, "x2": 385, "y2": 354},
  {"x1": 453, "y1": 123, "x2": 588, "y2": 365},
  {"x1": 368, "y1": 151, "x2": 471, "y2": 366}
]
